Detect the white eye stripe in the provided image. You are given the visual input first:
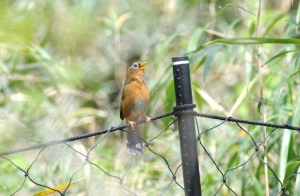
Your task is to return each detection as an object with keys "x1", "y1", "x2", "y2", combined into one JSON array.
[{"x1": 130, "y1": 63, "x2": 139, "y2": 70}]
